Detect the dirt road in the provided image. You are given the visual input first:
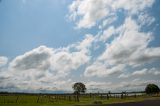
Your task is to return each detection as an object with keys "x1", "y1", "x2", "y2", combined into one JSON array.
[{"x1": 93, "y1": 100, "x2": 160, "y2": 106}]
